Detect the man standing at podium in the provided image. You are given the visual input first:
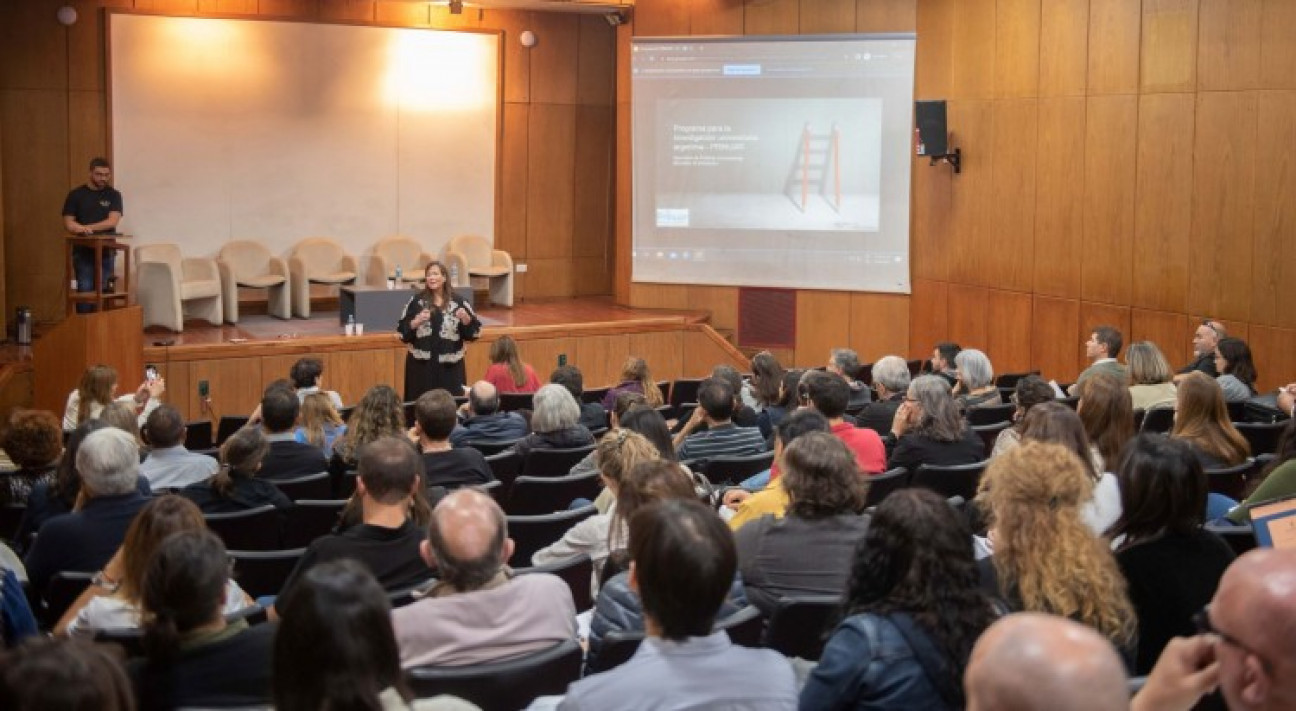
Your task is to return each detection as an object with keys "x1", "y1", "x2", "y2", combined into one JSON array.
[{"x1": 62, "y1": 157, "x2": 123, "y2": 312}]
